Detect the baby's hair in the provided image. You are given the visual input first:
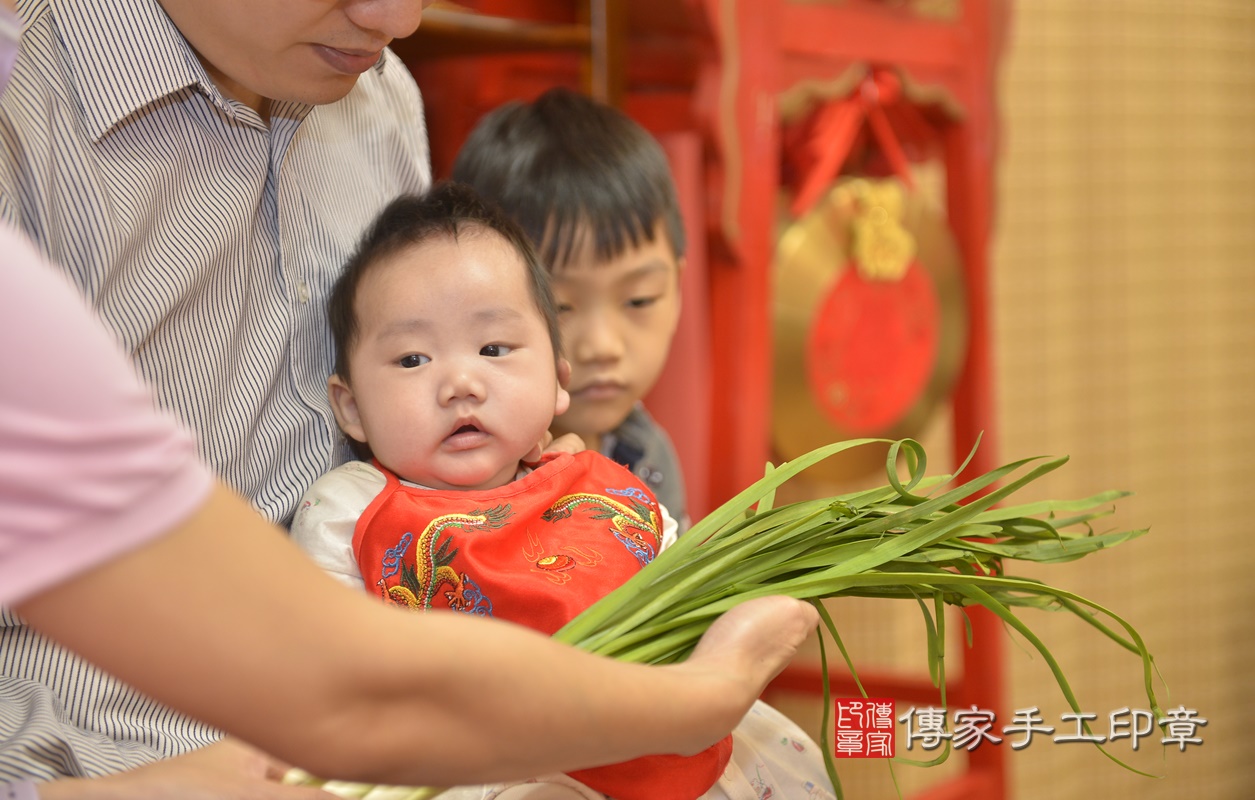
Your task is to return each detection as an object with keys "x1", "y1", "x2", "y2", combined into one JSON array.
[
  {"x1": 451, "y1": 87, "x2": 685, "y2": 271},
  {"x1": 328, "y1": 181, "x2": 562, "y2": 387}
]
